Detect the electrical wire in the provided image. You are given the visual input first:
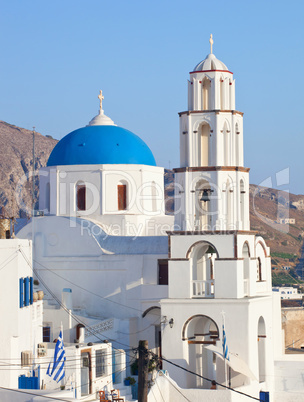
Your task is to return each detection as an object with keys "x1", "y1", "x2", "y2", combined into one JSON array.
[
  {"x1": 161, "y1": 375, "x2": 191, "y2": 402},
  {"x1": 151, "y1": 352, "x2": 260, "y2": 401},
  {"x1": 32, "y1": 256, "x2": 161, "y2": 317},
  {"x1": 19, "y1": 248, "x2": 132, "y2": 351}
]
